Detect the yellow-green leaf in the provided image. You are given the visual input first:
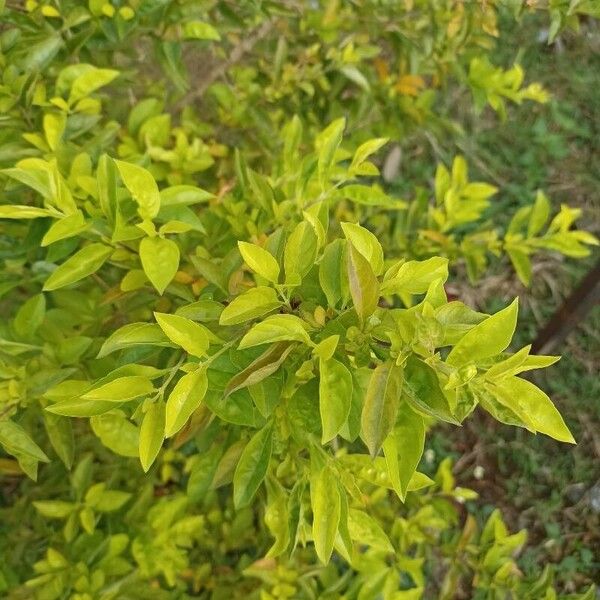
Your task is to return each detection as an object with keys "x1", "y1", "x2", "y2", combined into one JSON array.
[
  {"x1": 224, "y1": 342, "x2": 294, "y2": 397},
  {"x1": 43, "y1": 412, "x2": 74, "y2": 469},
  {"x1": 381, "y1": 257, "x2": 449, "y2": 296},
  {"x1": 361, "y1": 363, "x2": 402, "y2": 457},
  {"x1": 238, "y1": 314, "x2": 311, "y2": 349},
  {"x1": 238, "y1": 241, "x2": 280, "y2": 283},
  {"x1": 69, "y1": 67, "x2": 119, "y2": 103},
  {"x1": 41, "y1": 211, "x2": 88, "y2": 246},
  {"x1": 154, "y1": 312, "x2": 210, "y2": 358},
  {"x1": 33, "y1": 501, "x2": 75, "y2": 518},
  {"x1": 115, "y1": 160, "x2": 160, "y2": 220},
  {"x1": 139, "y1": 402, "x2": 165, "y2": 472},
  {"x1": 383, "y1": 404, "x2": 425, "y2": 501},
  {"x1": 43, "y1": 243, "x2": 112, "y2": 291},
  {"x1": 350, "y1": 138, "x2": 389, "y2": 170},
  {"x1": 319, "y1": 357, "x2": 353, "y2": 443},
  {"x1": 346, "y1": 242, "x2": 379, "y2": 325},
  {"x1": 316, "y1": 118, "x2": 345, "y2": 186},
  {"x1": 447, "y1": 299, "x2": 518, "y2": 366},
  {"x1": 13, "y1": 293, "x2": 45, "y2": 338},
  {"x1": 284, "y1": 221, "x2": 318, "y2": 284},
  {"x1": 183, "y1": 20, "x2": 221, "y2": 40},
  {"x1": 0, "y1": 205, "x2": 54, "y2": 219},
  {"x1": 165, "y1": 369, "x2": 208, "y2": 437},
  {"x1": 90, "y1": 412, "x2": 139, "y2": 458},
  {"x1": 43, "y1": 112, "x2": 66, "y2": 151},
  {"x1": 347, "y1": 508, "x2": 394, "y2": 553},
  {"x1": 233, "y1": 423, "x2": 273, "y2": 508},
  {"x1": 0, "y1": 420, "x2": 49, "y2": 463},
  {"x1": 341, "y1": 222, "x2": 384, "y2": 276},
  {"x1": 311, "y1": 466, "x2": 340, "y2": 564},
  {"x1": 403, "y1": 355, "x2": 458, "y2": 424},
  {"x1": 97, "y1": 323, "x2": 174, "y2": 358},
  {"x1": 493, "y1": 377, "x2": 574, "y2": 443},
  {"x1": 140, "y1": 236, "x2": 180, "y2": 295},
  {"x1": 82, "y1": 376, "x2": 154, "y2": 402},
  {"x1": 219, "y1": 286, "x2": 281, "y2": 326}
]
